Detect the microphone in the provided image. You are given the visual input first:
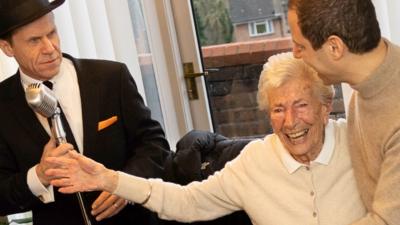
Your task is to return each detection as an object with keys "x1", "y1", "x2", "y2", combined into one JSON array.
[
  {"x1": 25, "y1": 83, "x2": 92, "y2": 225},
  {"x1": 25, "y1": 83, "x2": 67, "y2": 145}
]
